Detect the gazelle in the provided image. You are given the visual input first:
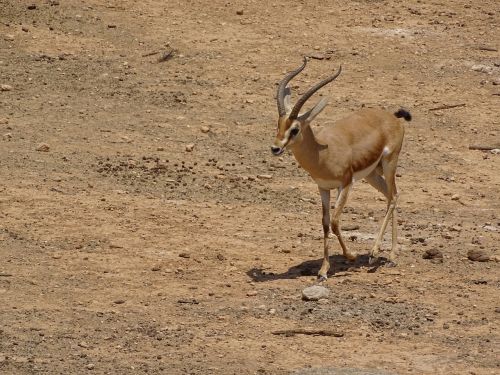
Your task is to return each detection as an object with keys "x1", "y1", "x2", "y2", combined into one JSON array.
[{"x1": 271, "y1": 57, "x2": 411, "y2": 281}]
